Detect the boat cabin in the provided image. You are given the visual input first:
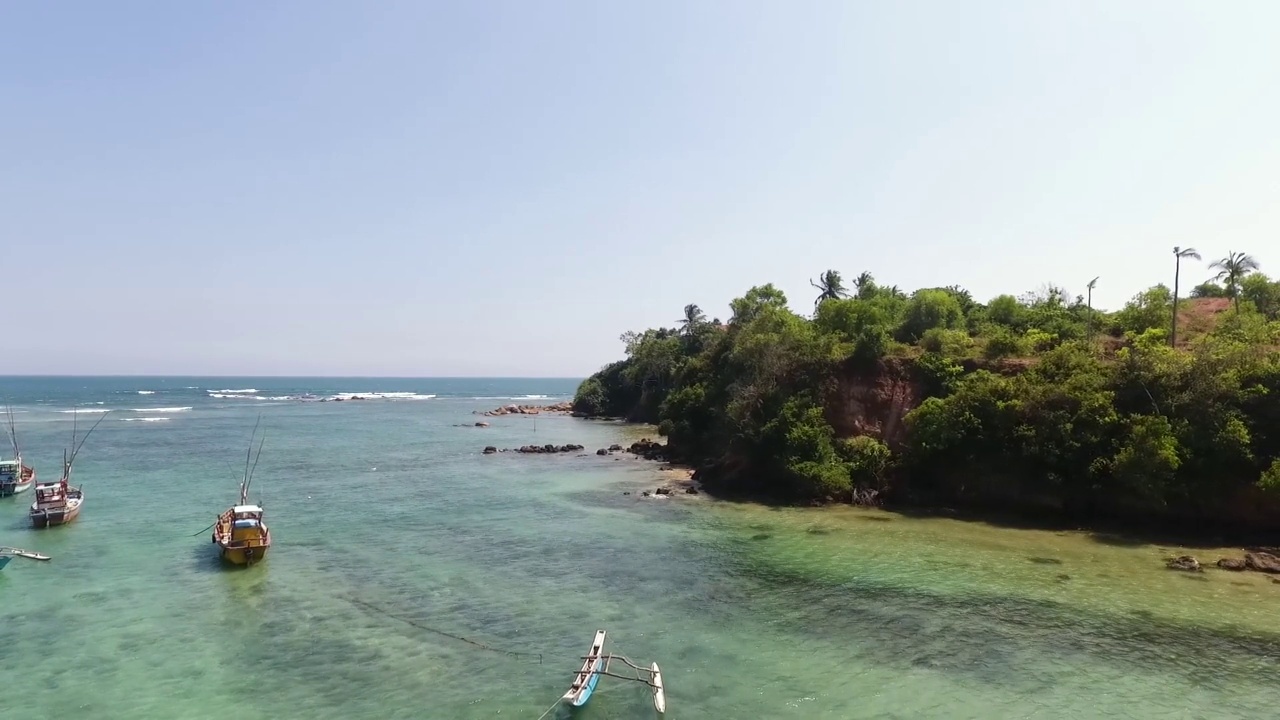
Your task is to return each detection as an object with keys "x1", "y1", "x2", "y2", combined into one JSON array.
[
  {"x1": 217, "y1": 504, "x2": 269, "y2": 547},
  {"x1": 0, "y1": 460, "x2": 18, "y2": 483},
  {"x1": 33, "y1": 483, "x2": 67, "y2": 509}
]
